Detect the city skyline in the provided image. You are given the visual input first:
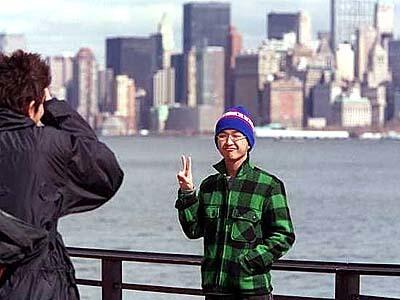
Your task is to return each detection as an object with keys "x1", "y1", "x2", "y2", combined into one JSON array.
[{"x1": 2, "y1": 0, "x2": 399, "y2": 64}]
